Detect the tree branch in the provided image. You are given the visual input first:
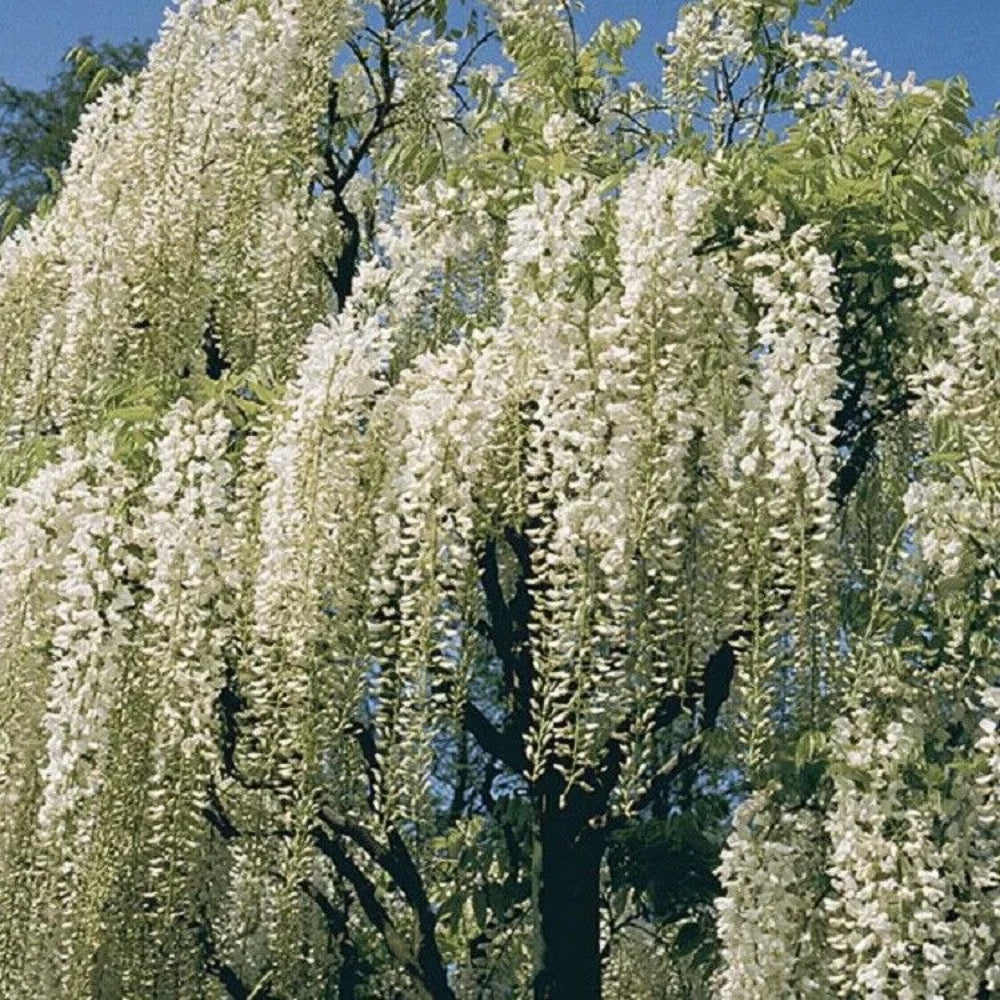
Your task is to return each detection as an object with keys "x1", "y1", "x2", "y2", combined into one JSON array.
[
  {"x1": 463, "y1": 697, "x2": 527, "y2": 769},
  {"x1": 312, "y1": 826, "x2": 428, "y2": 990},
  {"x1": 318, "y1": 809, "x2": 457, "y2": 1000},
  {"x1": 596, "y1": 634, "x2": 738, "y2": 816}
]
